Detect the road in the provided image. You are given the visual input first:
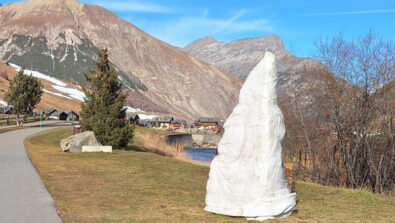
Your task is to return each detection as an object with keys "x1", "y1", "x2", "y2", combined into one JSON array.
[
  {"x1": 0, "y1": 120, "x2": 60, "y2": 130},
  {"x1": 0, "y1": 122, "x2": 68, "y2": 223}
]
